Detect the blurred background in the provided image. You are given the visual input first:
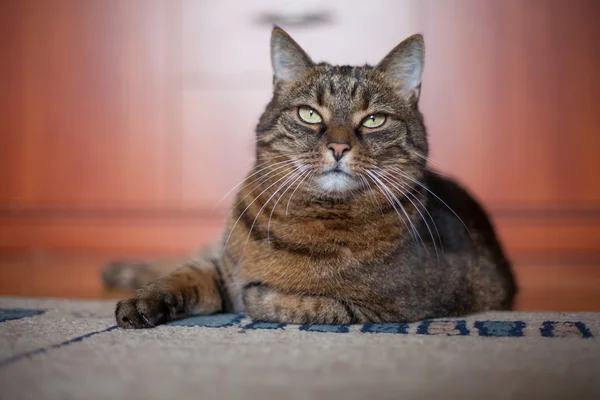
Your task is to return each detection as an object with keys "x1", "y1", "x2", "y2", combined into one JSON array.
[{"x1": 0, "y1": 0, "x2": 598, "y2": 310}]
